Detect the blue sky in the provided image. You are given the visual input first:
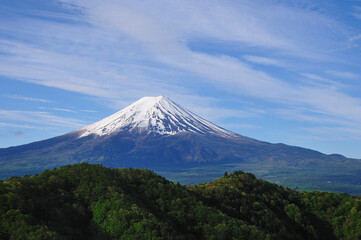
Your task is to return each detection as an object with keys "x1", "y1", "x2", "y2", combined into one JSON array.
[{"x1": 1, "y1": 0, "x2": 361, "y2": 158}]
